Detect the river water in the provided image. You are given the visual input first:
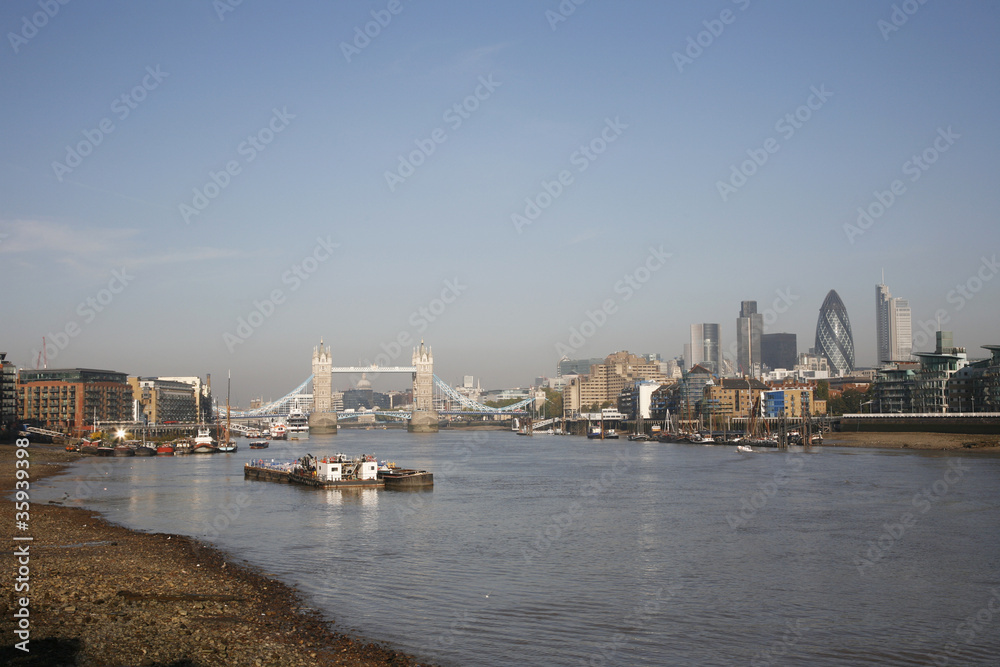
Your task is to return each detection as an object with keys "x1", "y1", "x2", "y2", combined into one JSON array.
[{"x1": 36, "y1": 430, "x2": 1000, "y2": 665}]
